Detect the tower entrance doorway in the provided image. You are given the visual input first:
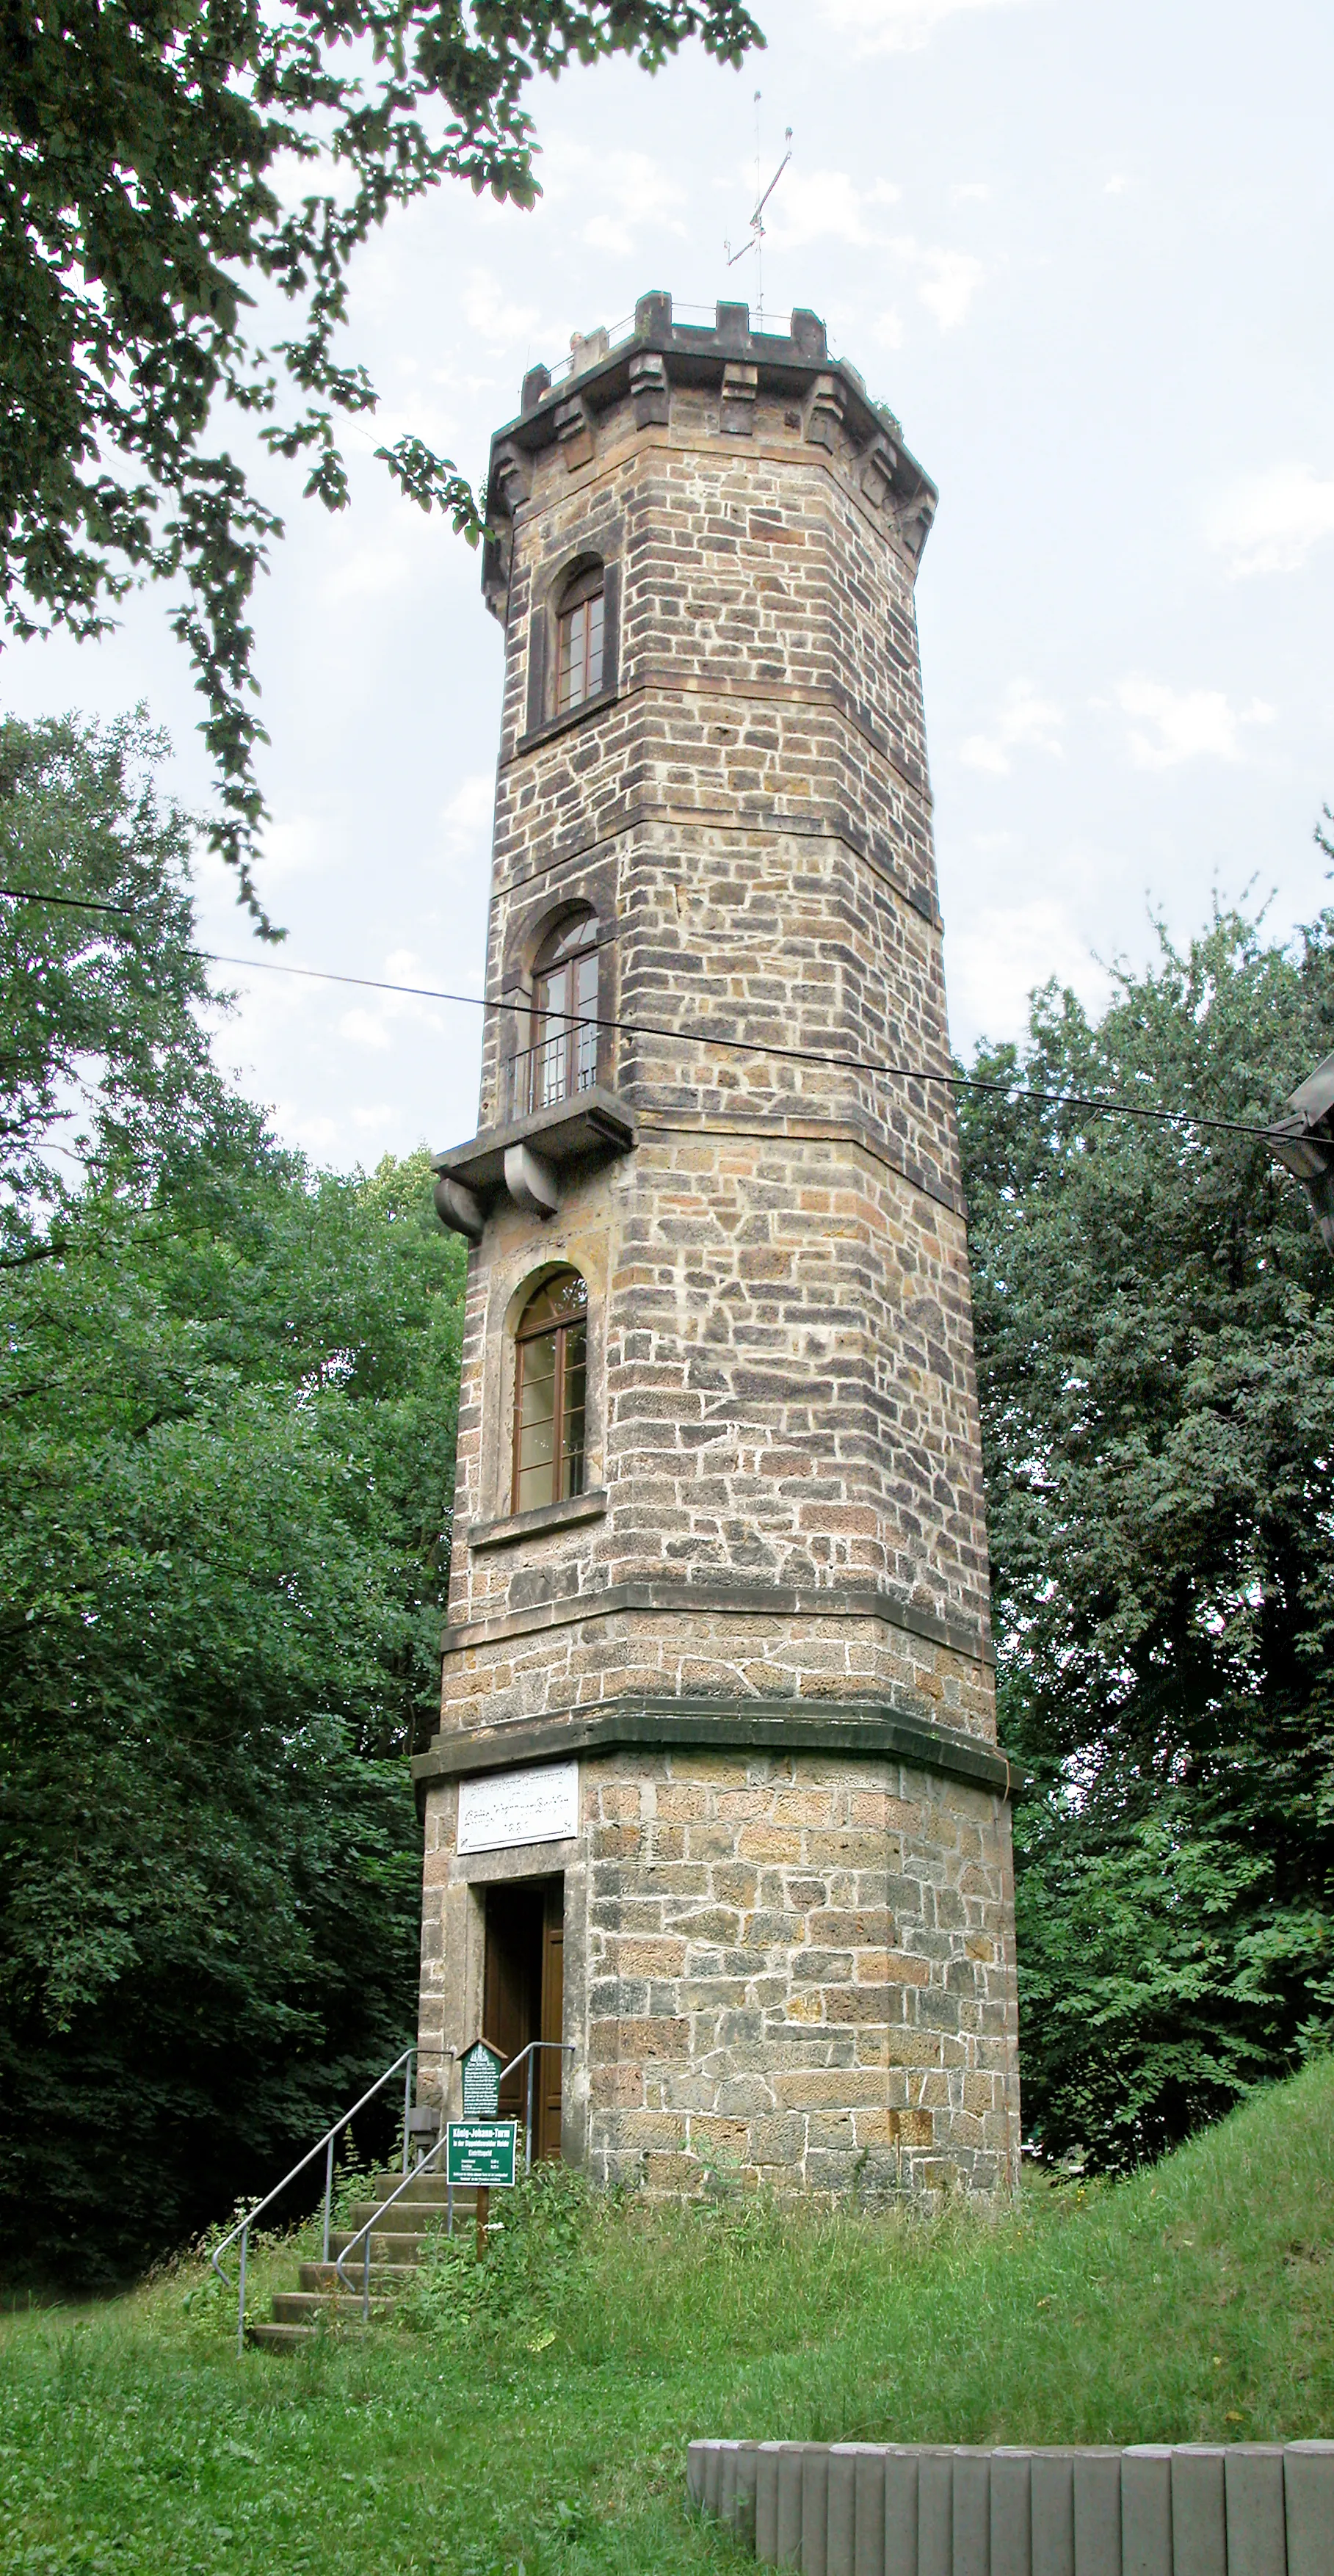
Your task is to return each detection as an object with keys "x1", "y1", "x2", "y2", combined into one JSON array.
[{"x1": 482, "y1": 1876, "x2": 564, "y2": 2161}]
